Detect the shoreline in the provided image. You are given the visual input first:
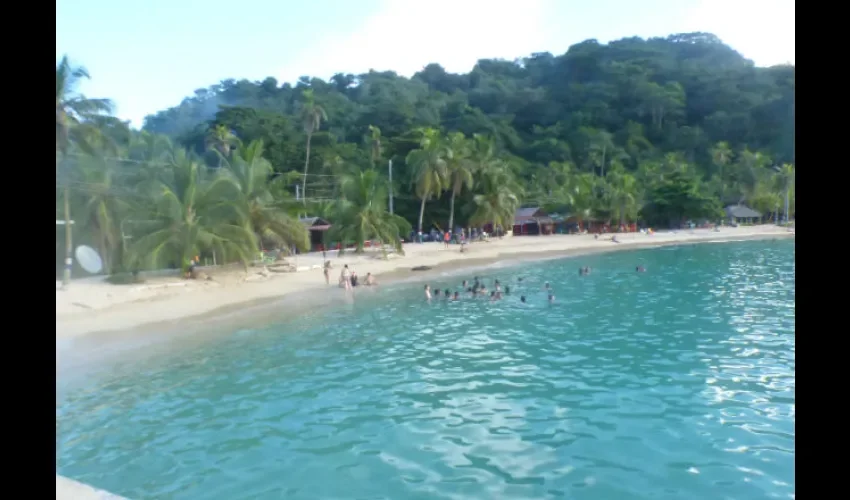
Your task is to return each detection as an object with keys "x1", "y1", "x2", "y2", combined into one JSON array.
[{"x1": 56, "y1": 226, "x2": 794, "y2": 341}]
